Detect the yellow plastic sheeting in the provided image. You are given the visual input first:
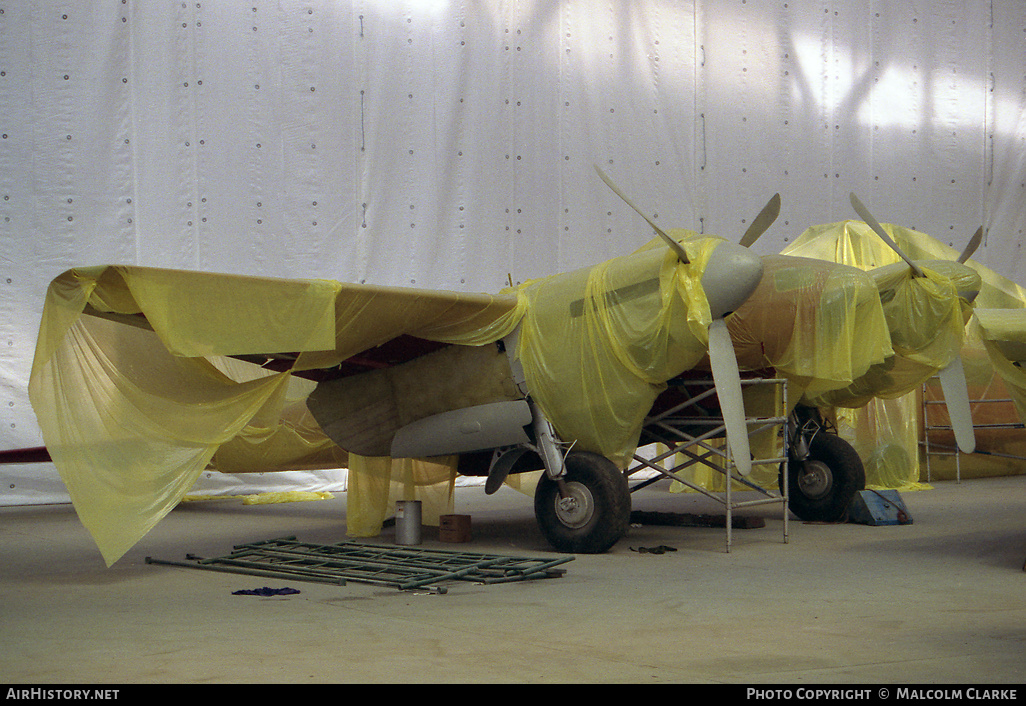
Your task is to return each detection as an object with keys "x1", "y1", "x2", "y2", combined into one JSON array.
[
  {"x1": 292, "y1": 278, "x2": 527, "y2": 372},
  {"x1": 970, "y1": 309, "x2": 1026, "y2": 424},
  {"x1": 896, "y1": 227, "x2": 1026, "y2": 479},
  {"x1": 667, "y1": 382, "x2": 787, "y2": 493},
  {"x1": 809, "y1": 263, "x2": 974, "y2": 408},
  {"x1": 780, "y1": 221, "x2": 983, "y2": 487},
  {"x1": 344, "y1": 455, "x2": 458, "y2": 537},
  {"x1": 784, "y1": 223, "x2": 976, "y2": 408},
  {"x1": 718, "y1": 254, "x2": 892, "y2": 403},
  {"x1": 88, "y1": 266, "x2": 339, "y2": 358},
  {"x1": 834, "y1": 402, "x2": 926, "y2": 491},
  {"x1": 205, "y1": 356, "x2": 350, "y2": 474},
  {"x1": 924, "y1": 323, "x2": 1026, "y2": 479},
  {"x1": 28, "y1": 266, "x2": 523, "y2": 565},
  {"x1": 29, "y1": 311, "x2": 300, "y2": 567},
  {"x1": 514, "y1": 233, "x2": 719, "y2": 468}
]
